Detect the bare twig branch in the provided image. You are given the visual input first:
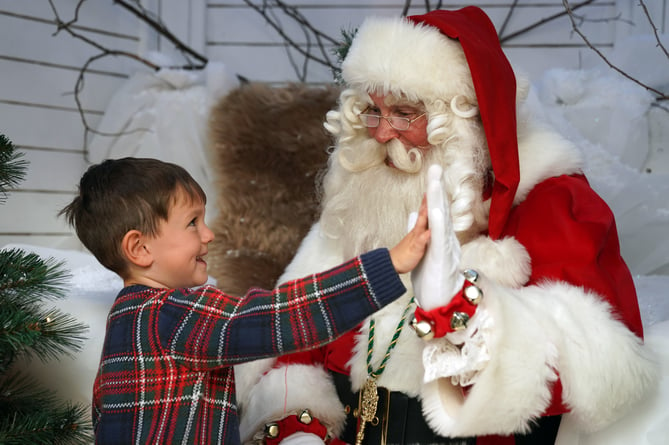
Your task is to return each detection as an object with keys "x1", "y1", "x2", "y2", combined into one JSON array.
[
  {"x1": 638, "y1": 0, "x2": 669, "y2": 60},
  {"x1": 48, "y1": 0, "x2": 210, "y2": 154},
  {"x1": 401, "y1": 1, "x2": 442, "y2": 17},
  {"x1": 500, "y1": 0, "x2": 596, "y2": 43},
  {"x1": 562, "y1": 0, "x2": 668, "y2": 101},
  {"x1": 402, "y1": 1, "x2": 411, "y2": 17},
  {"x1": 49, "y1": 1, "x2": 157, "y2": 68},
  {"x1": 270, "y1": 0, "x2": 337, "y2": 81},
  {"x1": 72, "y1": 54, "x2": 154, "y2": 162},
  {"x1": 498, "y1": 0, "x2": 520, "y2": 39},
  {"x1": 48, "y1": 0, "x2": 161, "y2": 152},
  {"x1": 114, "y1": 0, "x2": 208, "y2": 68},
  {"x1": 241, "y1": 0, "x2": 339, "y2": 81}
]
